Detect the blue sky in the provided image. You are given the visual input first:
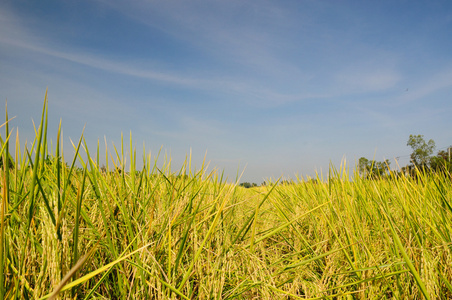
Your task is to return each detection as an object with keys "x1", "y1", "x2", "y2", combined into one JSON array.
[{"x1": 1, "y1": 0, "x2": 452, "y2": 183}]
